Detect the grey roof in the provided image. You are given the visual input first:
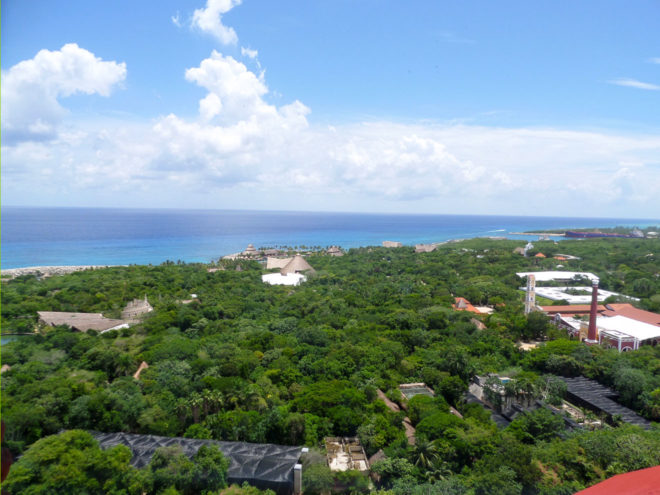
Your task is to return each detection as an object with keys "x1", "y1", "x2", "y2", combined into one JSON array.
[
  {"x1": 91, "y1": 431, "x2": 302, "y2": 495},
  {"x1": 464, "y1": 392, "x2": 511, "y2": 428},
  {"x1": 561, "y1": 377, "x2": 652, "y2": 429}
]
